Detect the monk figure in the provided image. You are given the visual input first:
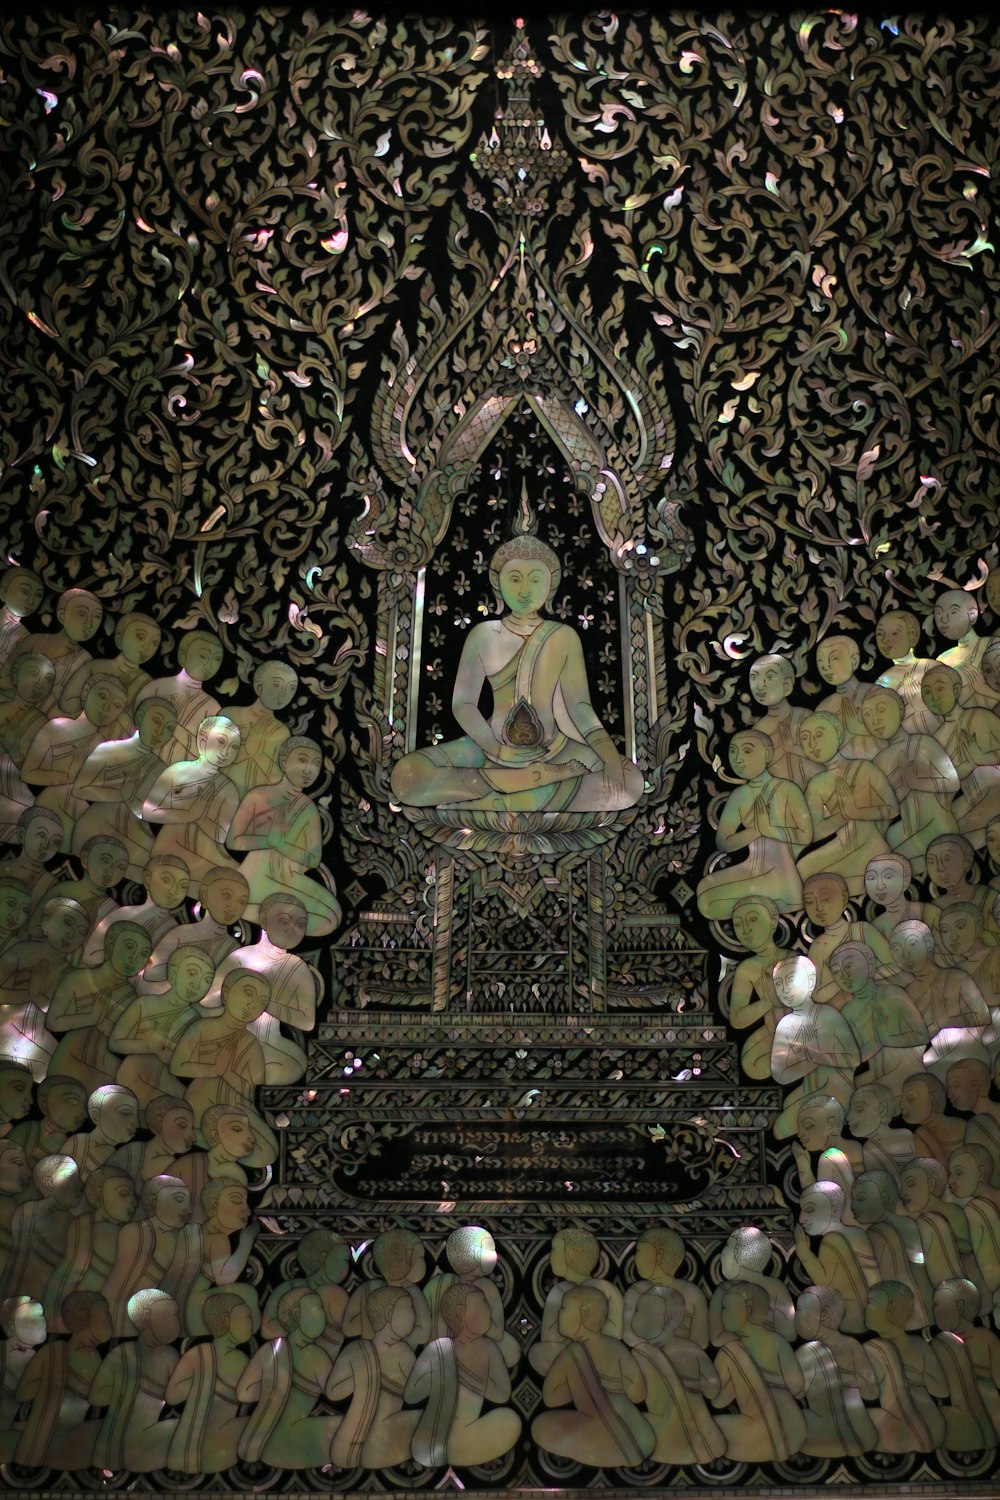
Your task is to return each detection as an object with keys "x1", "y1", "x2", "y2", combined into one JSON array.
[
  {"x1": 0, "y1": 896, "x2": 91, "y2": 1013},
  {"x1": 425, "y1": 1224, "x2": 519, "y2": 1367},
  {"x1": 102, "y1": 1174, "x2": 200, "y2": 1335},
  {"x1": 13, "y1": 1288, "x2": 112, "y2": 1469},
  {"x1": 70, "y1": 696, "x2": 177, "y2": 880},
  {"x1": 745, "y1": 653, "x2": 820, "y2": 787},
  {"x1": 794, "y1": 1182, "x2": 880, "y2": 1335},
  {"x1": 228, "y1": 737, "x2": 340, "y2": 936},
  {"x1": 801, "y1": 870, "x2": 896, "y2": 1007},
  {"x1": 22, "y1": 674, "x2": 127, "y2": 851},
  {"x1": 134, "y1": 628, "x2": 224, "y2": 765},
  {"x1": 874, "y1": 607, "x2": 940, "y2": 733},
  {"x1": 1, "y1": 1154, "x2": 84, "y2": 1301},
  {"x1": 815, "y1": 634, "x2": 872, "y2": 754},
  {"x1": 939, "y1": 905, "x2": 1000, "y2": 1019},
  {"x1": 391, "y1": 536, "x2": 642, "y2": 813},
  {"x1": 708, "y1": 1224, "x2": 795, "y2": 1344},
  {"x1": 42, "y1": 1164, "x2": 137, "y2": 1326},
  {"x1": 141, "y1": 714, "x2": 242, "y2": 896},
  {"x1": 797, "y1": 711, "x2": 898, "y2": 898},
  {"x1": 111, "y1": 944, "x2": 215, "y2": 1108},
  {"x1": 0, "y1": 1295, "x2": 46, "y2": 1464},
  {"x1": 326, "y1": 1284, "x2": 420, "y2": 1468},
  {"x1": 225, "y1": 659, "x2": 298, "y2": 795},
  {"x1": 87, "y1": 1288, "x2": 180, "y2": 1472},
  {"x1": 829, "y1": 939, "x2": 927, "y2": 1095},
  {"x1": 83, "y1": 852, "x2": 189, "y2": 965},
  {"x1": 261, "y1": 1228, "x2": 350, "y2": 1360},
  {"x1": 933, "y1": 1277, "x2": 1000, "y2": 1447},
  {"x1": 846, "y1": 1082, "x2": 915, "y2": 1180},
  {"x1": 531, "y1": 1284, "x2": 655, "y2": 1466},
  {"x1": 407, "y1": 1283, "x2": 521, "y2": 1465},
  {"x1": 62, "y1": 1082, "x2": 141, "y2": 1180},
  {"x1": 864, "y1": 1279, "x2": 947, "y2": 1452},
  {"x1": 794, "y1": 1284, "x2": 877, "y2": 1457},
  {"x1": 343, "y1": 1227, "x2": 431, "y2": 1350},
  {"x1": 950, "y1": 1144, "x2": 1000, "y2": 1298},
  {"x1": 0, "y1": 565, "x2": 43, "y2": 682},
  {"x1": 236, "y1": 1288, "x2": 338, "y2": 1469},
  {"x1": 948, "y1": 1058, "x2": 1000, "y2": 1173},
  {"x1": 889, "y1": 918, "x2": 989, "y2": 1077},
  {"x1": 727, "y1": 895, "x2": 792, "y2": 1078},
  {"x1": 0, "y1": 653, "x2": 55, "y2": 761},
  {"x1": 935, "y1": 587, "x2": 999, "y2": 709},
  {"x1": 790, "y1": 1091, "x2": 862, "y2": 1203},
  {"x1": 62, "y1": 610, "x2": 161, "y2": 726},
  {"x1": 8, "y1": 1073, "x2": 88, "y2": 1168},
  {"x1": 529, "y1": 1226, "x2": 624, "y2": 1375},
  {"x1": 623, "y1": 1224, "x2": 709, "y2": 1349},
  {"x1": 36, "y1": 832, "x2": 128, "y2": 940},
  {"x1": 710, "y1": 1280, "x2": 806, "y2": 1461},
  {"x1": 864, "y1": 852, "x2": 937, "y2": 944},
  {"x1": 143, "y1": 864, "x2": 248, "y2": 982},
  {"x1": 109, "y1": 1094, "x2": 197, "y2": 1186},
  {"x1": 0, "y1": 1059, "x2": 32, "y2": 1138},
  {"x1": 925, "y1": 832, "x2": 1000, "y2": 935},
  {"x1": 899, "y1": 1071, "x2": 965, "y2": 1167},
  {"x1": 769, "y1": 954, "x2": 859, "y2": 1139},
  {"x1": 184, "y1": 1179, "x2": 261, "y2": 1336},
  {"x1": 899, "y1": 1156, "x2": 973, "y2": 1291},
  {"x1": 165, "y1": 1290, "x2": 251, "y2": 1472},
  {"x1": 864, "y1": 685, "x2": 960, "y2": 874},
  {"x1": 6, "y1": 587, "x2": 103, "y2": 716},
  {"x1": 629, "y1": 1285, "x2": 726, "y2": 1463},
  {"x1": 923, "y1": 663, "x2": 1000, "y2": 847},
  {"x1": 851, "y1": 1169, "x2": 933, "y2": 1328},
  {"x1": 169, "y1": 966, "x2": 271, "y2": 1126},
  {"x1": 48, "y1": 922, "x2": 152, "y2": 1094},
  {"x1": 3, "y1": 806, "x2": 63, "y2": 921}
]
